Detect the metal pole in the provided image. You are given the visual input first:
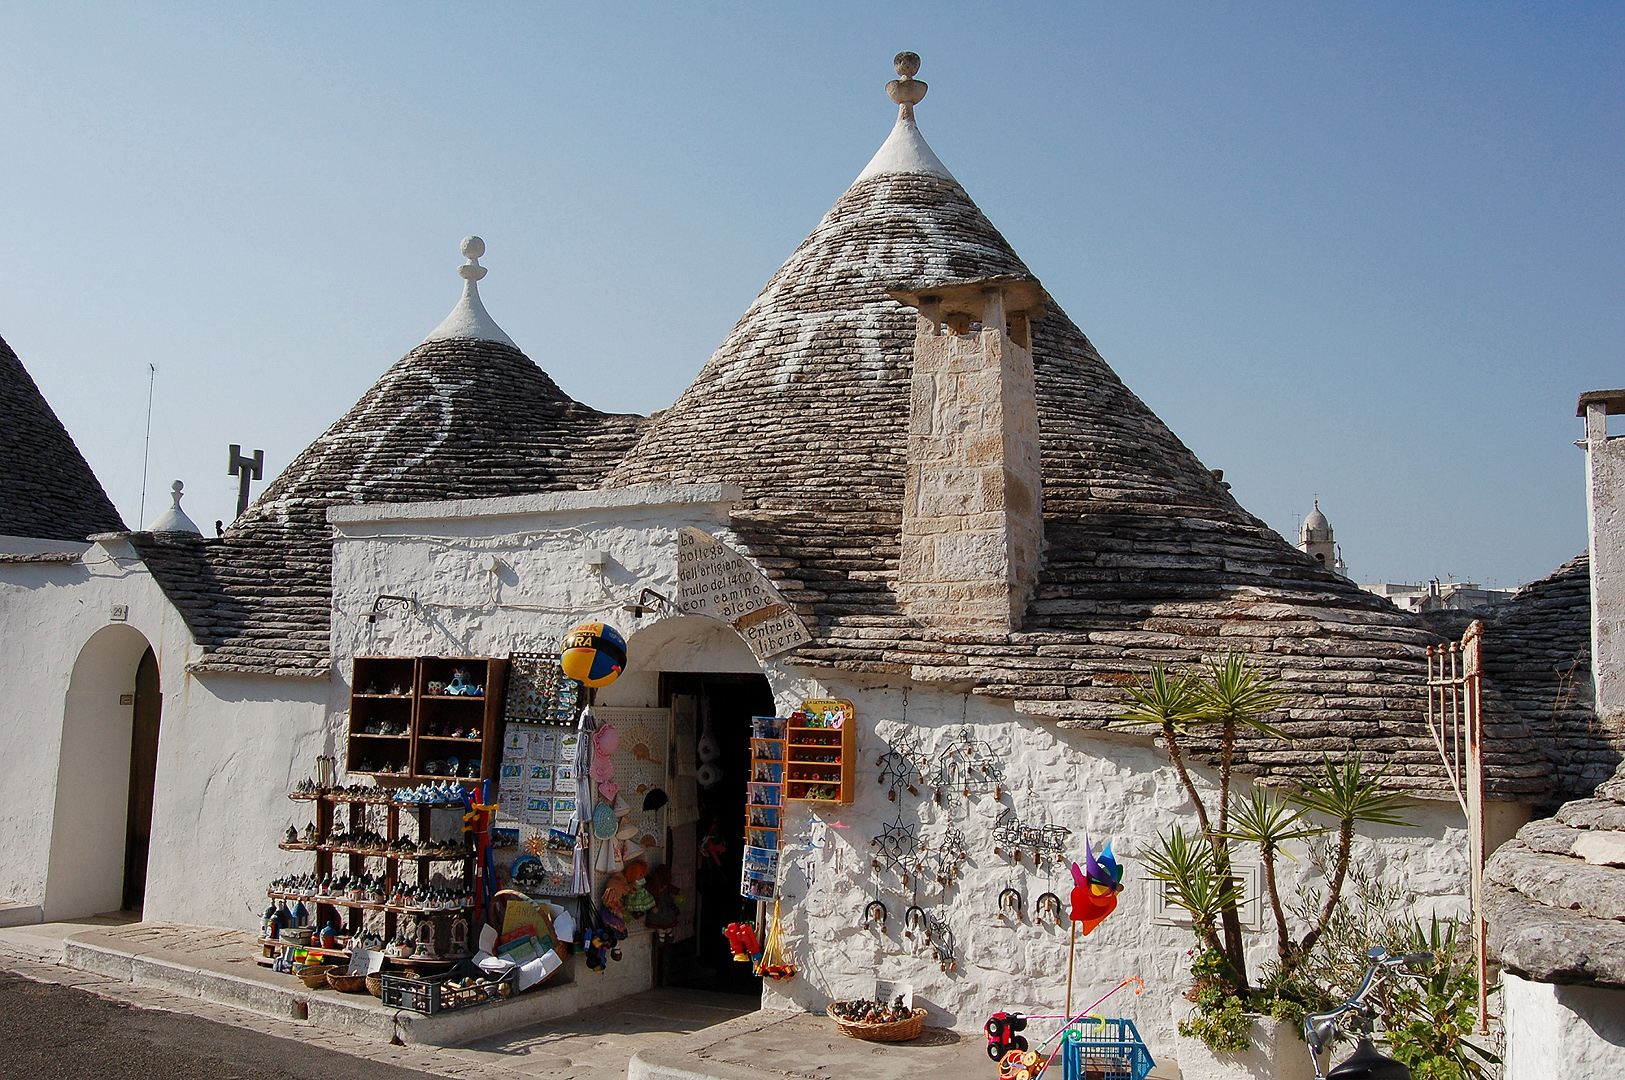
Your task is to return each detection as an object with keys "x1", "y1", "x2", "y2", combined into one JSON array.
[
  {"x1": 1464, "y1": 621, "x2": 1488, "y2": 1034},
  {"x1": 138, "y1": 364, "x2": 155, "y2": 526}
]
